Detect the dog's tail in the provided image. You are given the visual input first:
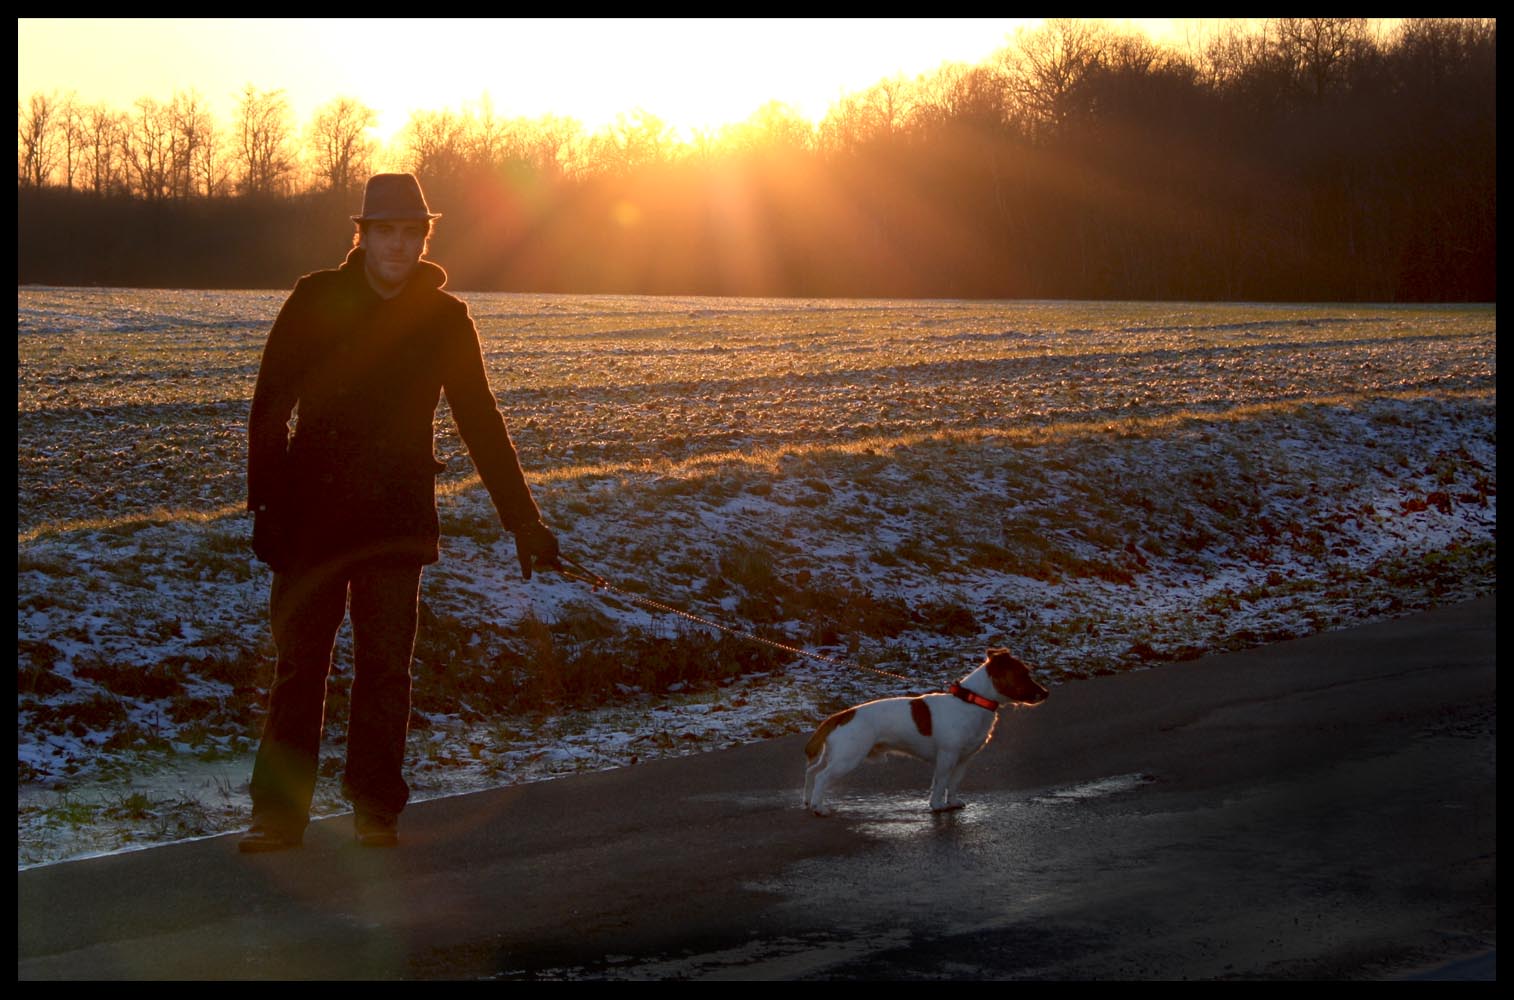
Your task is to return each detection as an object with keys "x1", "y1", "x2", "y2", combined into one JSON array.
[{"x1": 805, "y1": 707, "x2": 856, "y2": 760}]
